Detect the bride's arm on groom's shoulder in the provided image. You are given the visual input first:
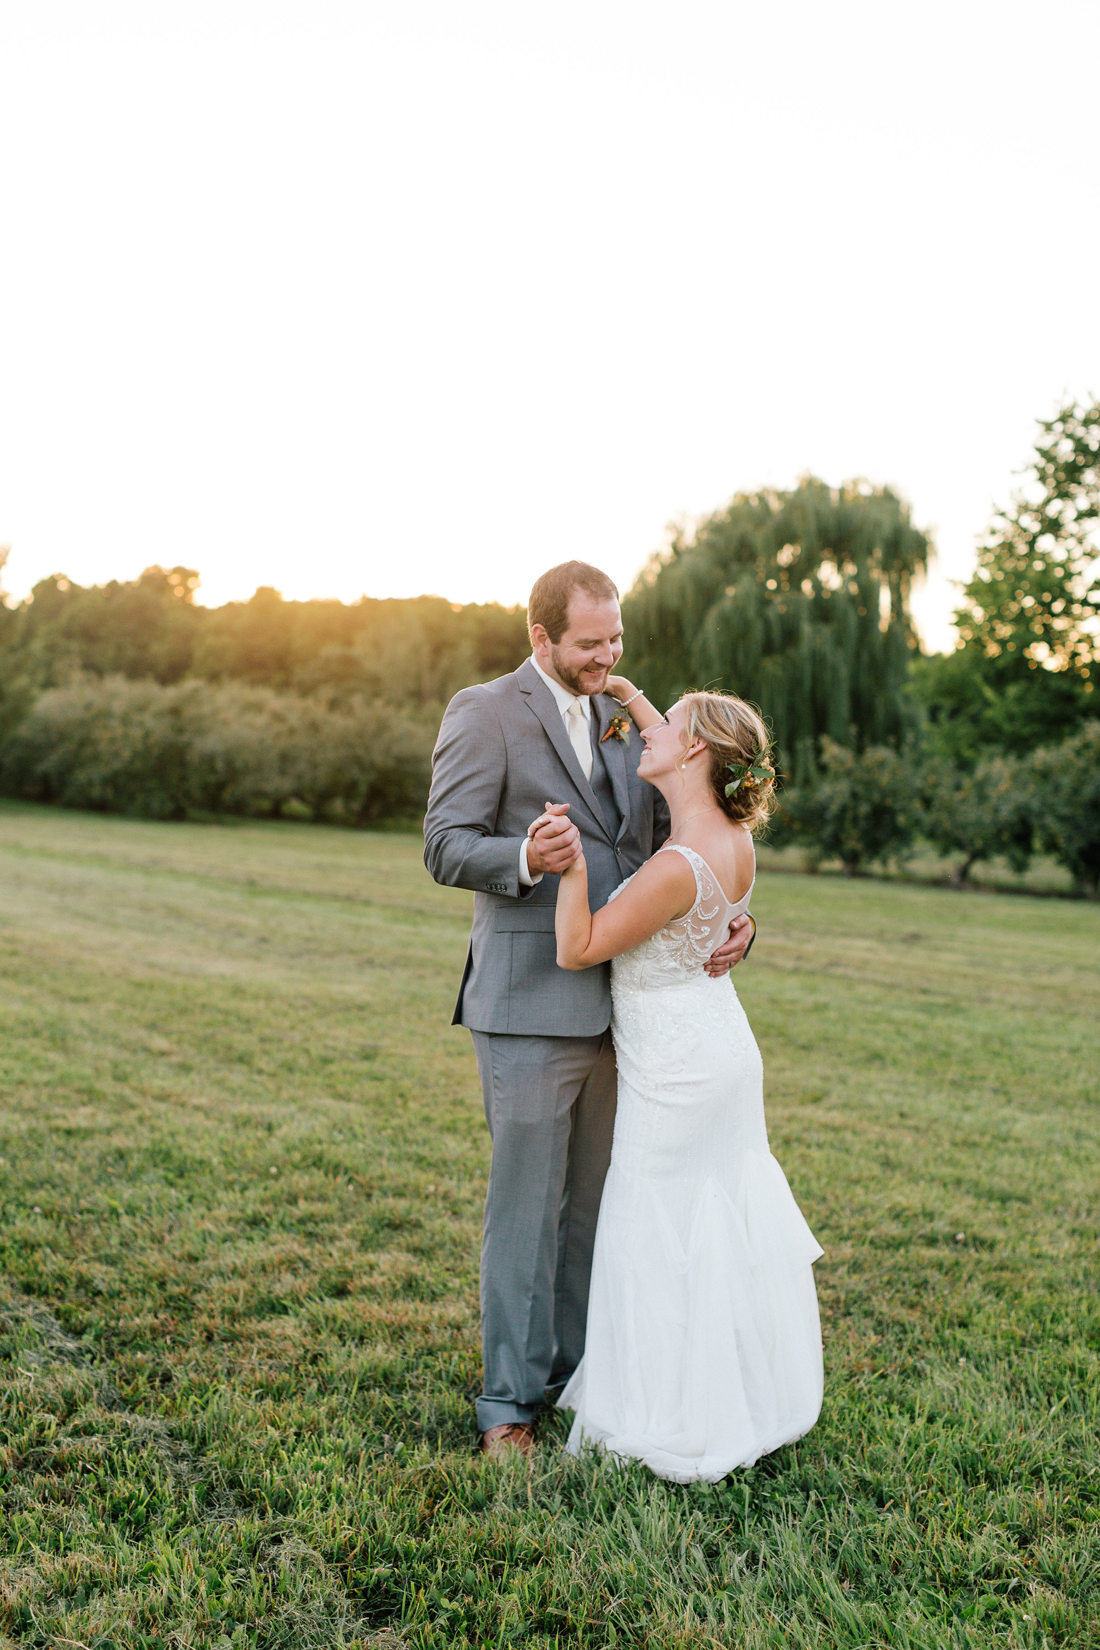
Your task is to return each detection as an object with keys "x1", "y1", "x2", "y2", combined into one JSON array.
[
  {"x1": 605, "y1": 676, "x2": 664, "y2": 732},
  {"x1": 604, "y1": 676, "x2": 671, "y2": 847},
  {"x1": 555, "y1": 851, "x2": 696, "y2": 971}
]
